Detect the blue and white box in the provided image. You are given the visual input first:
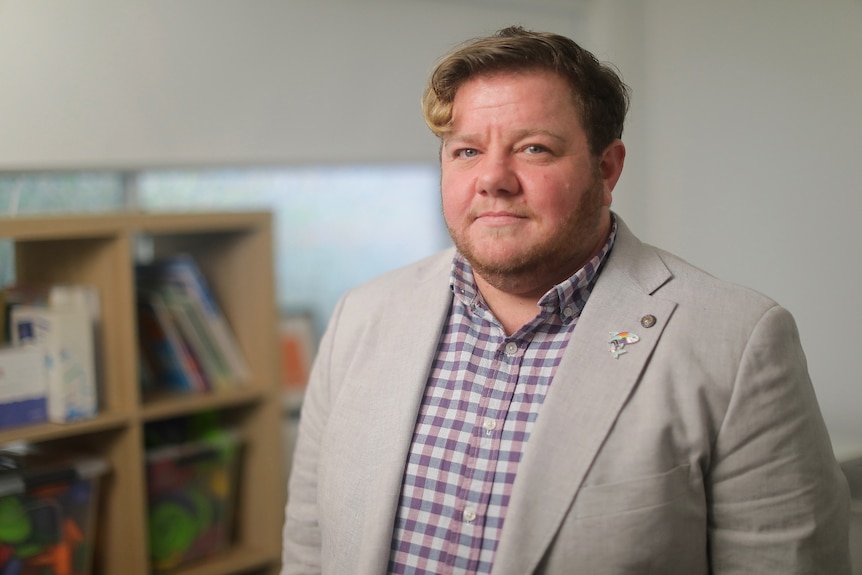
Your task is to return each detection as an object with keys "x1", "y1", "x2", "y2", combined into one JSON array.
[
  {"x1": 0, "y1": 345, "x2": 48, "y2": 430},
  {"x1": 10, "y1": 305, "x2": 97, "y2": 423}
]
